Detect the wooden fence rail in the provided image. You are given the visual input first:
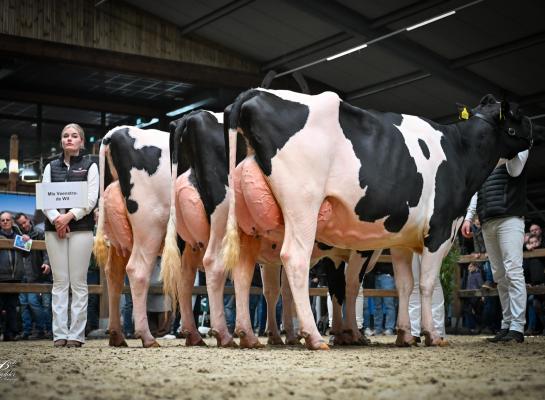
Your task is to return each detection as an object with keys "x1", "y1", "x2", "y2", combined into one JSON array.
[{"x1": 1, "y1": 239, "x2": 545, "y2": 319}]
